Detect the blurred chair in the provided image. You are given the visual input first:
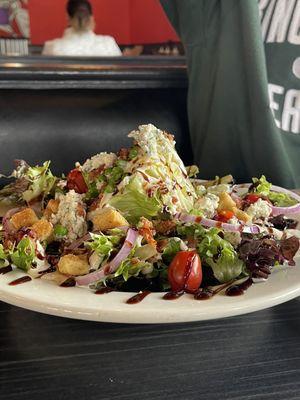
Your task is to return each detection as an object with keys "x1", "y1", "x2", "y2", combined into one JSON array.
[{"x1": 0, "y1": 38, "x2": 28, "y2": 56}]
